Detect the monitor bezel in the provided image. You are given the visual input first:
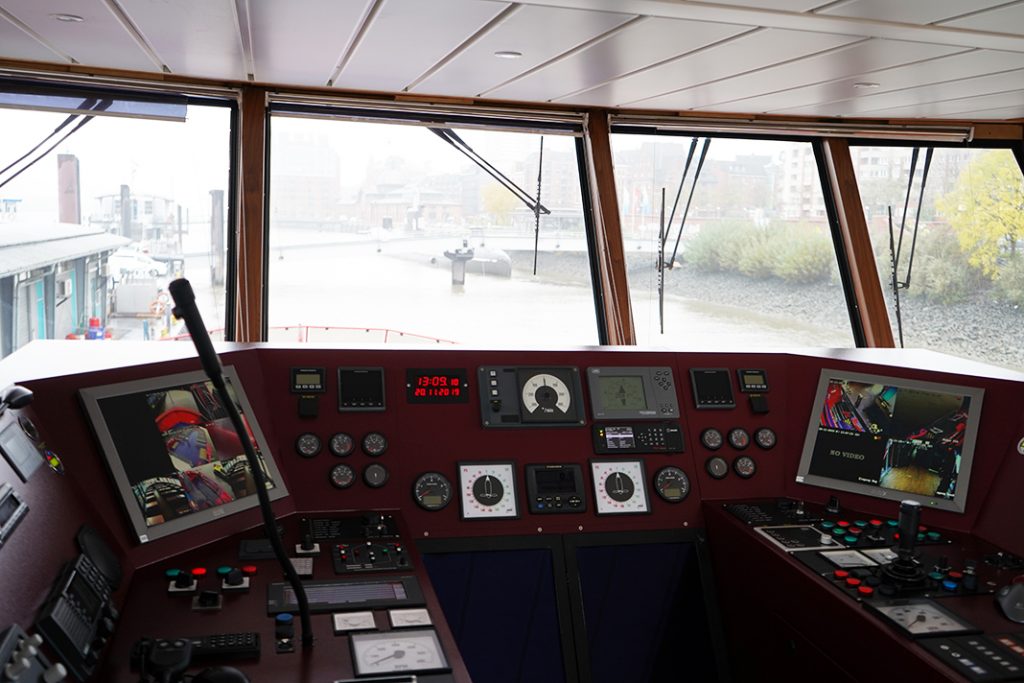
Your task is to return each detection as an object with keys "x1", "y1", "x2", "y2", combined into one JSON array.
[
  {"x1": 79, "y1": 366, "x2": 288, "y2": 544},
  {"x1": 795, "y1": 368, "x2": 983, "y2": 514}
]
